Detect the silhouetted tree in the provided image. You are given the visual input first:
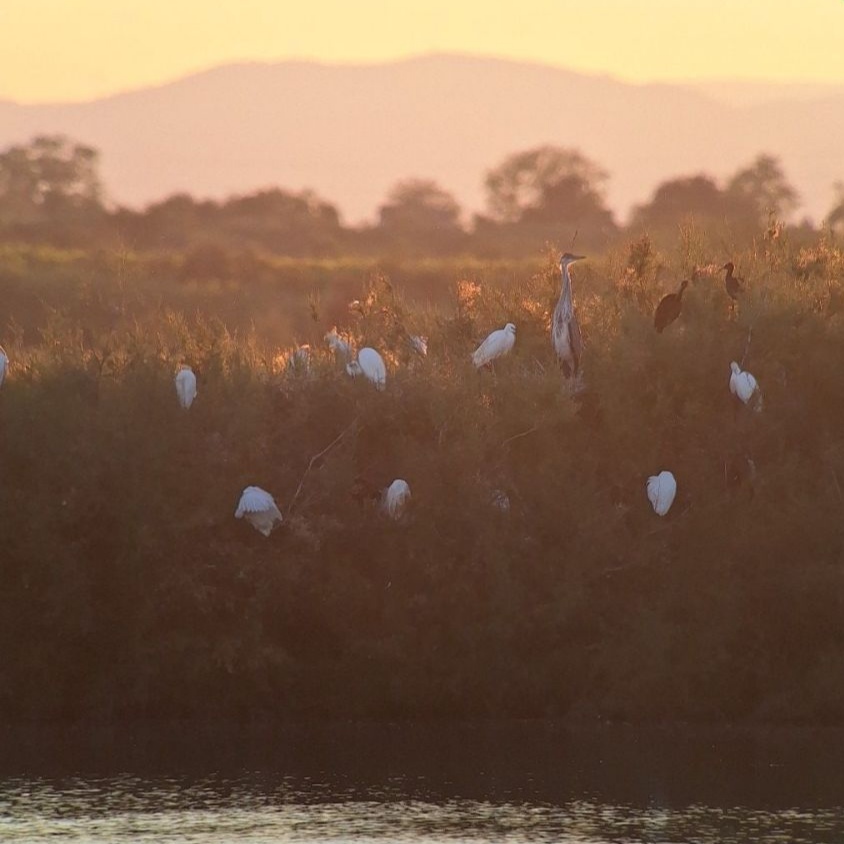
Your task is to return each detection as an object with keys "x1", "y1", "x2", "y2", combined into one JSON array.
[
  {"x1": 0, "y1": 135, "x2": 107, "y2": 244},
  {"x1": 219, "y1": 188, "x2": 344, "y2": 255},
  {"x1": 726, "y1": 154, "x2": 799, "y2": 224},
  {"x1": 631, "y1": 174, "x2": 754, "y2": 231},
  {"x1": 116, "y1": 193, "x2": 219, "y2": 250},
  {"x1": 476, "y1": 146, "x2": 616, "y2": 254},
  {"x1": 484, "y1": 146, "x2": 609, "y2": 224},
  {"x1": 377, "y1": 179, "x2": 465, "y2": 254},
  {"x1": 827, "y1": 181, "x2": 844, "y2": 235}
]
